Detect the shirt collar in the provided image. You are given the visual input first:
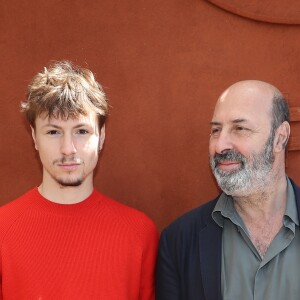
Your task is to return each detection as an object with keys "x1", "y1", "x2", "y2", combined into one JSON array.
[
  {"x1": 212, "y1": 178, "x2": 298, "y2": 228},
  {"x1": 212, "y1": 193, "x2": 233, "y2": 228},
  {"x1": 284, "y1": 177, "x2": 298, "y2": 227}
]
